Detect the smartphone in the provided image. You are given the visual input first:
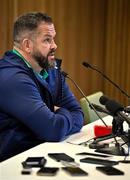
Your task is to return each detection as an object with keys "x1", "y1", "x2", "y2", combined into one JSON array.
[
  {"x1": 21, "y1": 166, "x2": 32, "y2": 175},
  {"x1": 96, "y1": 166, "x2": 124, "y2": 175},
  {"x1": 119, "y1": 160, "x2": 130, "y2": 163},
  {"x1": 37, "y1": 167, "x2": 59, "y2": 176},
  {"x1": 62, "y1": 167, "x2": 88, "y2": 176},
  {"x1": 80, "y1": 157, "x2": 118, "y2": 166},
  {"x1": 23, "y1": 157, "x2": 46, "y2": 167},
  {"x1": 76, "y1": 152, "x2": 110, "y2": 158},
  {"x1": 48, "y1": 153, "x2": 74, "y2": 162}
]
